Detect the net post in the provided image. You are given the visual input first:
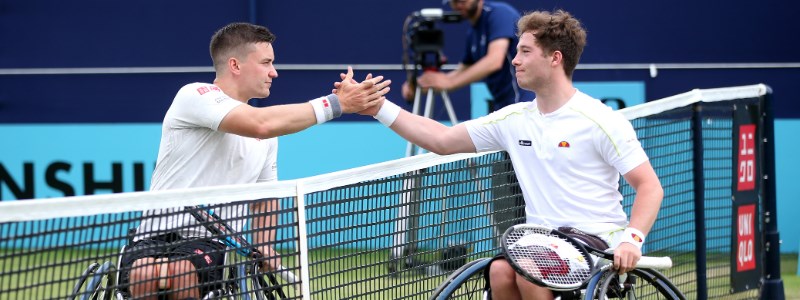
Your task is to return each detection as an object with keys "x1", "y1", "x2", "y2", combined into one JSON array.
[
  {"x1": 691, "y1": 103, "x2": 709, "y2": 300},
  {"x1": 295, "y1": 181, "x2": 312, "y2": 300},
  {"x1": 758, "y1": 88, "x2": 785, "y2": 300}
]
